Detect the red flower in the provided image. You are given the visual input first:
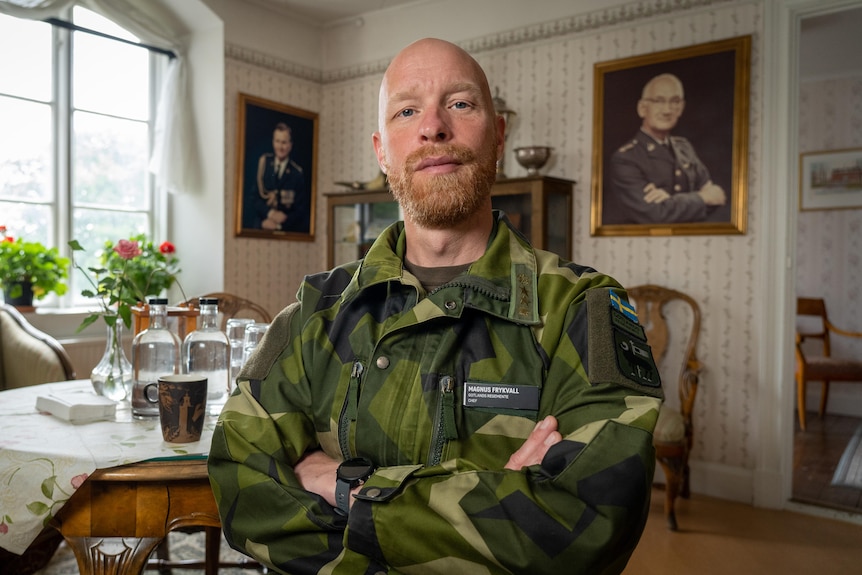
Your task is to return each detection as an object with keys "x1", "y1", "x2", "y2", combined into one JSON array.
[
  {"x1": 71, "y1": 473, "x2": 89, "y2": 489},
  {"x1": 0, "y1": 521, "x2": 7, "y2": 535},
  {"x1": 159, "y1": 241, "x2": 176, "y2": 255},
  {"x1": 1, "y1": 236, "x2": 12, "y2": 243},
  {"x1": 113, "y1": 239, "x2": 142, "y2": 260}
]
